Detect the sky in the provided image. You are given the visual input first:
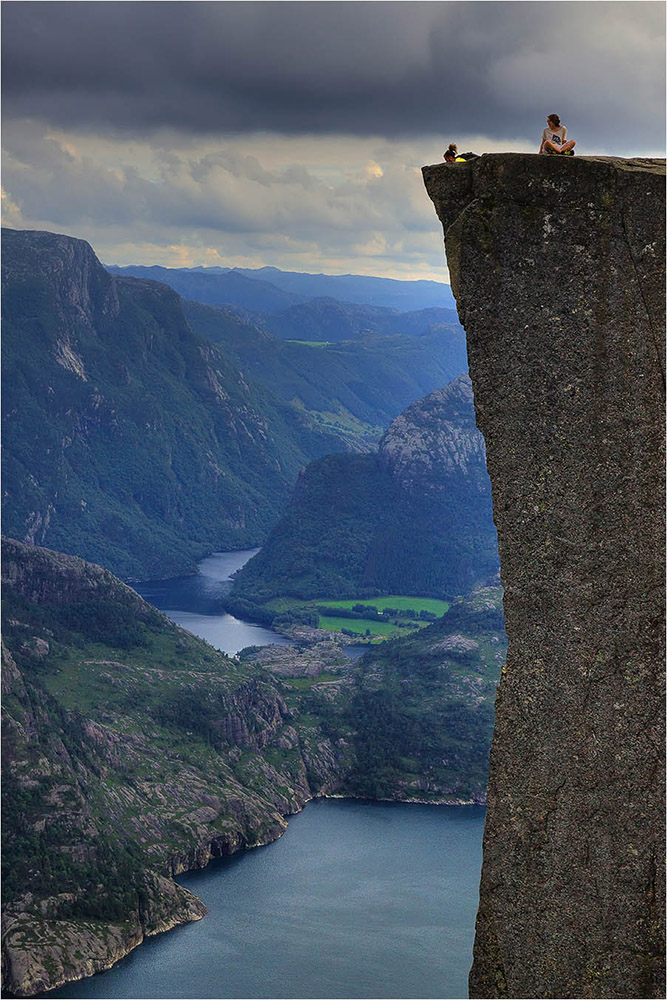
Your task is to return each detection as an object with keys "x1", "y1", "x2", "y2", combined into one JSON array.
[{"x1": 2, "y1": 1, "x2": 665, "y2": 281}]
